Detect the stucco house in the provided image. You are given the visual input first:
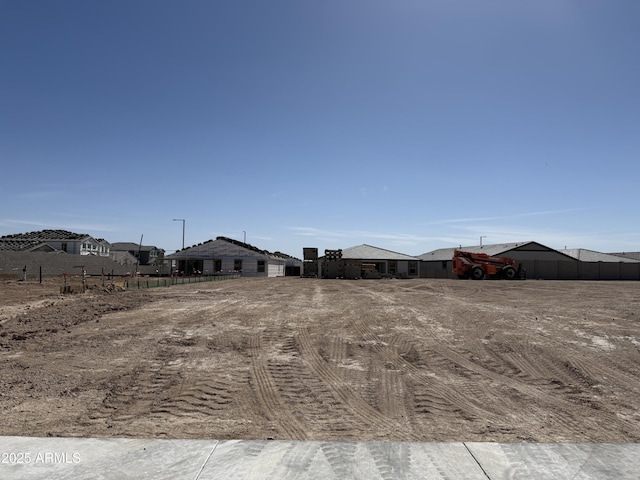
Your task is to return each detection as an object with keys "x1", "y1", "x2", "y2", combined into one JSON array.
[{"x1": 164, "y1": 236, "x2": 292, "y2": 277}]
